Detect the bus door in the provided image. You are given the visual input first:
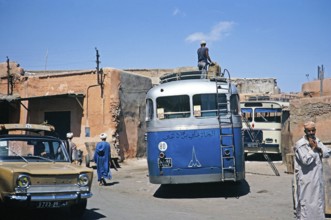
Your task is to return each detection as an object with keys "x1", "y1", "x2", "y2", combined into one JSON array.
[{"x1": 241, "y1": 108, "x2": 262, "y2": 147}]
